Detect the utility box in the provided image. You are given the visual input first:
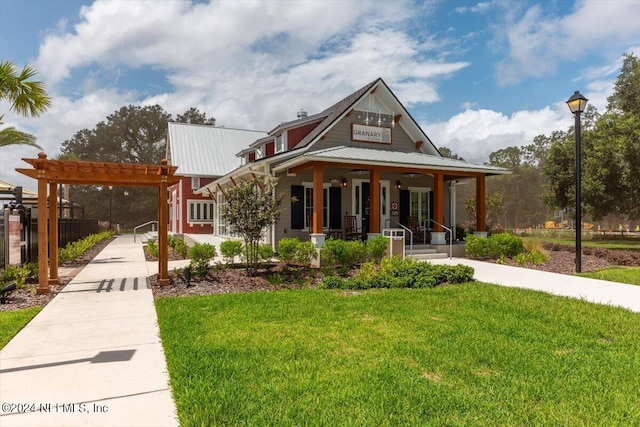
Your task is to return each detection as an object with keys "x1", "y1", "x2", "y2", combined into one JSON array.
[{"x1": 383, "y1": 228, "x2": 405, "y2": 259}]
